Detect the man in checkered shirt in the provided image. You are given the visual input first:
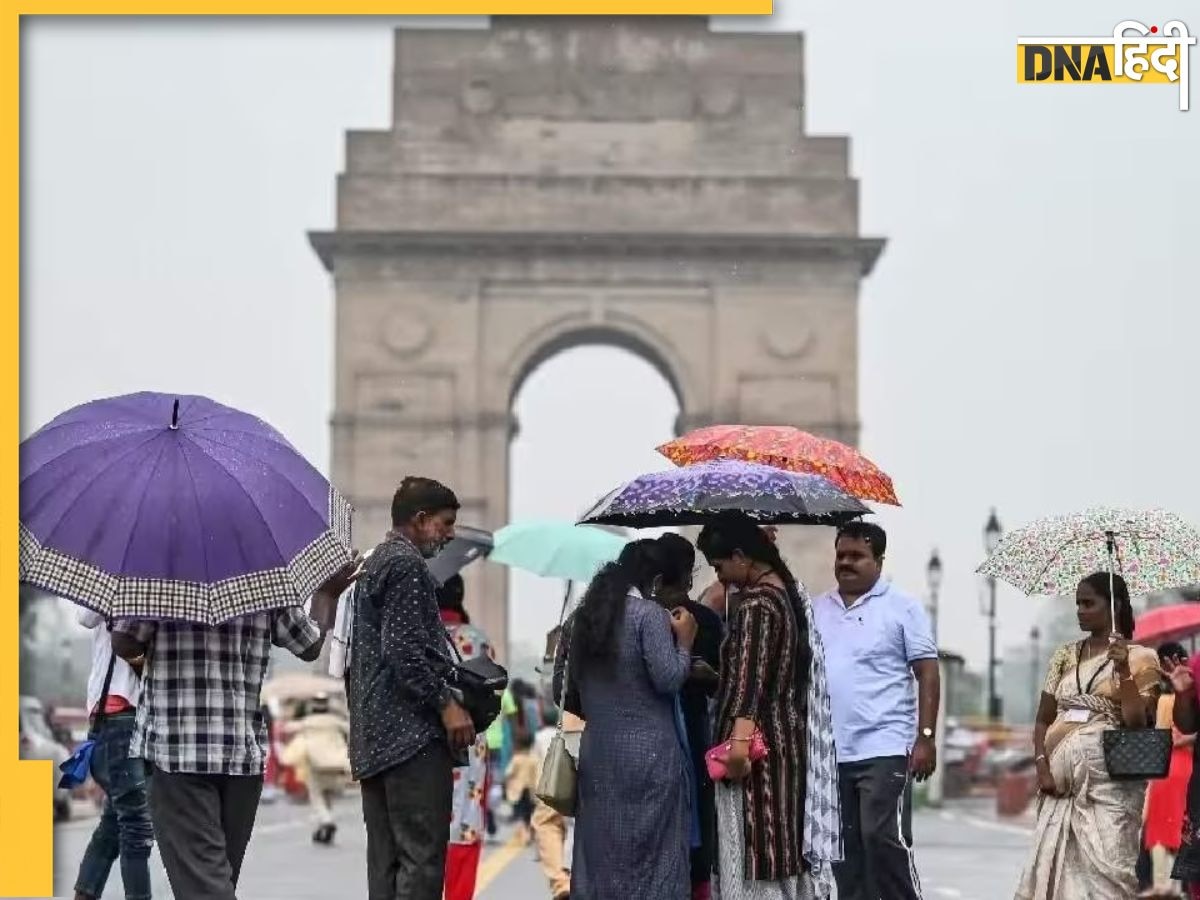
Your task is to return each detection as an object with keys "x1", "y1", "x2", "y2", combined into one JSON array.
[{"x1": 112, "y1": 561, "x2": 359, "y2": 900}]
